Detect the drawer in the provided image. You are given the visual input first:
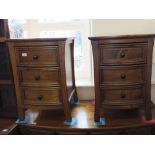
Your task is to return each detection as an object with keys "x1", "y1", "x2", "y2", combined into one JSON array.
[
  {"x1": 101, "y1": 86, "x2": 144, "y2": 101},
  {"x1": 18, "y1": 67, "x2": 60, "y2": 86},
  {"x1": 100, "y1": 66, "x2": 145, "y2": 86},
  {"x1": 101, "y1": 86, "x2": 144, "y2": 106},
  {"x1": 15, "y1": 46, "x2": 58, "y2": 66},
  {"x1": 22, "y1": 87, "x2": 62, "y2": 105},
  {"x1": 100, "y1": 43, "x2": 147, "y2": 65}
]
